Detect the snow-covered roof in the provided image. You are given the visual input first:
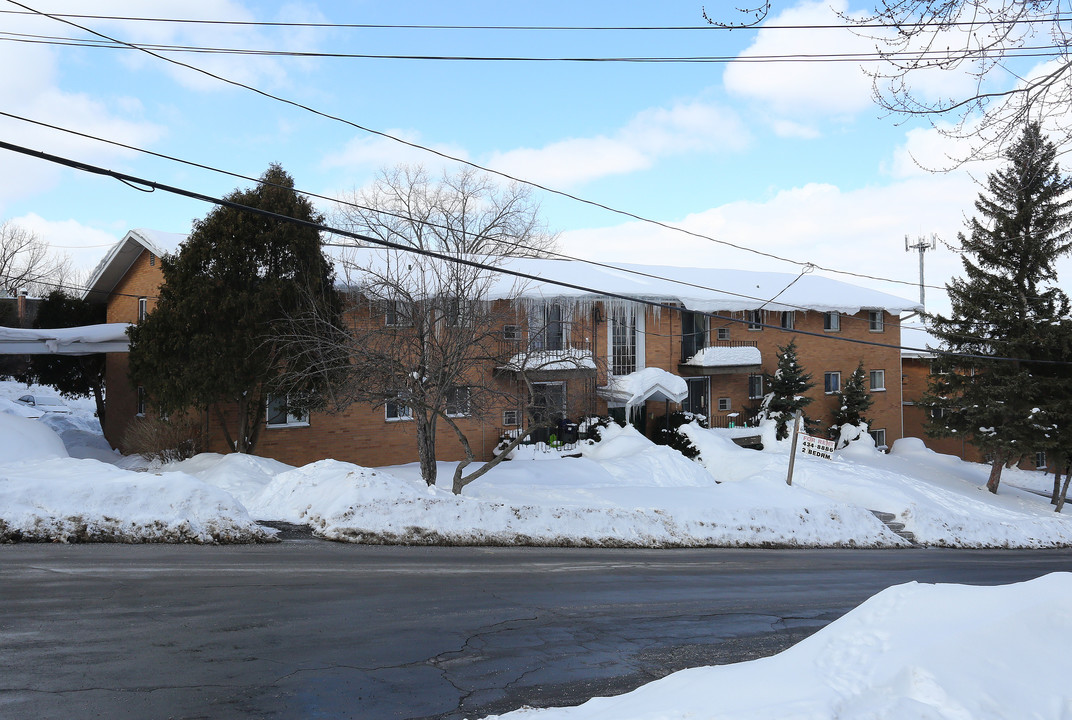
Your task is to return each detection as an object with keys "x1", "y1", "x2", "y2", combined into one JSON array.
[
  {"x1": 83, "y1": 229, "x2": 185, "y2": 304},
  {"x1": 683, "y1": 346, "x2": 763, "y2": 368},
  {"x1": 598, "y1": 368, "x2": 688, "y2": 415},
  {"x1": 337, "y1": 248, "x2": 923, "y2": 315},
  {"x1": 901, "y1": 324, "x2": 944, "y2": 359},
  {"x1": 0, "y1": 323, "x2": 131, "y2": 355}
]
